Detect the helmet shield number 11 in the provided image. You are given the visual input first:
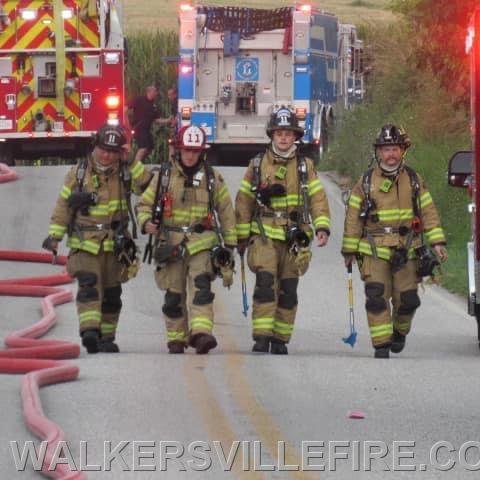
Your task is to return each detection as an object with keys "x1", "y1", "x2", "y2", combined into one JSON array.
[{"x1": 176, "y1": 125, "x2": 209, "y2": 151}]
